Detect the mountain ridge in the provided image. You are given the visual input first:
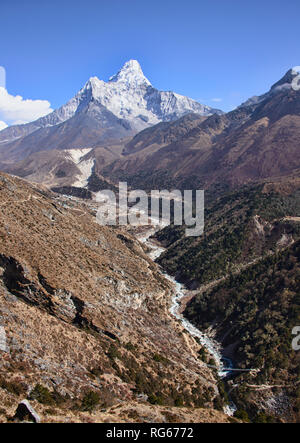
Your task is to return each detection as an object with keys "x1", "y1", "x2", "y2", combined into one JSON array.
[
  {"x1": 101, "y1": 68, "x2": 300, "y2": 190},
  {"x1": 0, "y1": 60, "x2": 222, "y2": 163}
]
